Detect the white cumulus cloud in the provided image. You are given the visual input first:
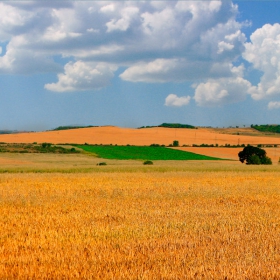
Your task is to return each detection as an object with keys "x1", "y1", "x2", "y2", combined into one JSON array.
[
  {"x1": 106, "y1": 6, "x2": 139, "y2": 32},
  {"x1": 244, "y1": 23, "x2": 280, "y2": 100},
  {"x1": 120, "y1": 59, "x2": 189, "y2": 83},
  {"x1": 0, "y1": 2, "x2": 245, "y2": 74},
  {"x1": 45, "y1": 61, "x2": 117, "y2": 92},
  {"x1": 165, "y1": 94, "x2": 191, "y2": 107},
  {"x1": 193, "y1": 65, "x2": 252, "y2": 107},
  {"x1": 268, "y1": 101, "x2": 280, "y2": 110},
  {"x1": 0, "y1": 0, "x2": 269, "y2": 103}
]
